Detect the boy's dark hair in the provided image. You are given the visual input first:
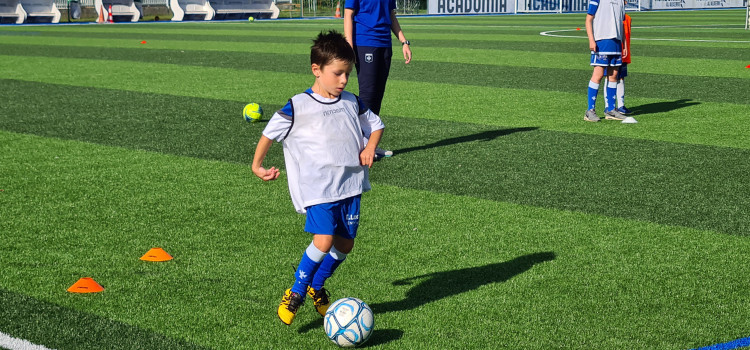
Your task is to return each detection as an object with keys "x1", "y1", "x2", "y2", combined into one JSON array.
[{"x1": 311, "y1": 30, "x2": 355, "y2": 67}]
